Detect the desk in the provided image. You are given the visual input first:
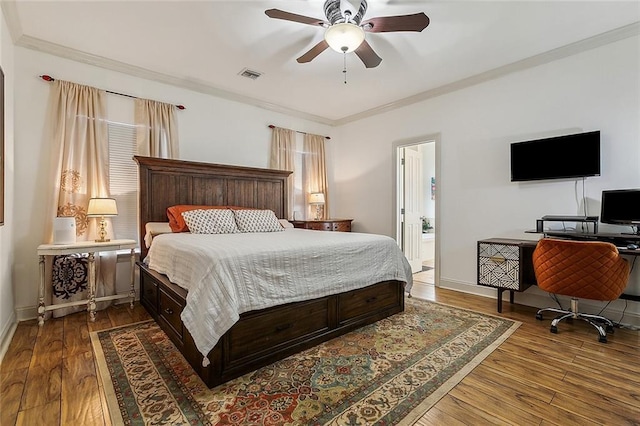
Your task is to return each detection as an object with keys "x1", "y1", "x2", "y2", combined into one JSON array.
[
  {"x1": 37, "y1": 239, "x2": 136, "y2": 325},
  {"x1": 478, "y1": 235, "x2": 640, "y2": 312},
  {"x1": 541, "y1": 230, "x2": 640, "y2": 255}
]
